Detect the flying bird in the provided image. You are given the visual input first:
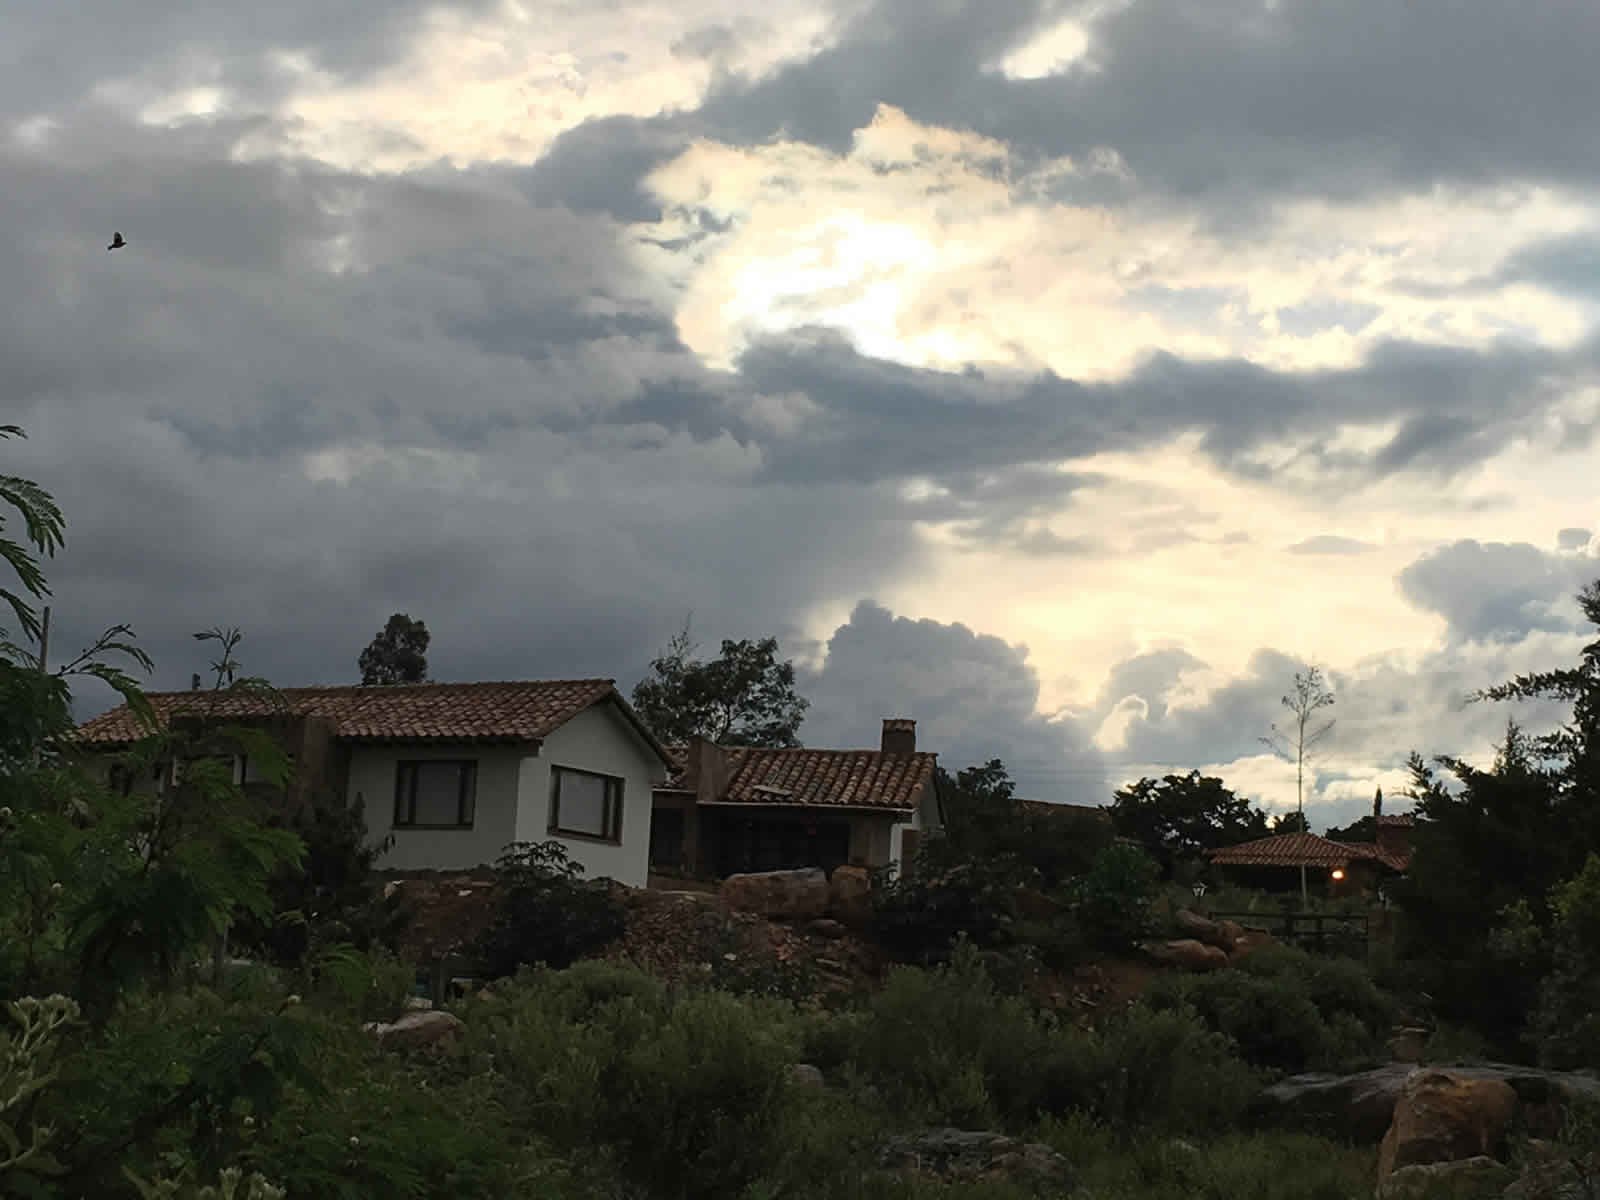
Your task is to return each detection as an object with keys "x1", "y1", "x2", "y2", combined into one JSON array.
[{"x1": 107, "y1": 232, "x2": 126, "y2": 250}]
